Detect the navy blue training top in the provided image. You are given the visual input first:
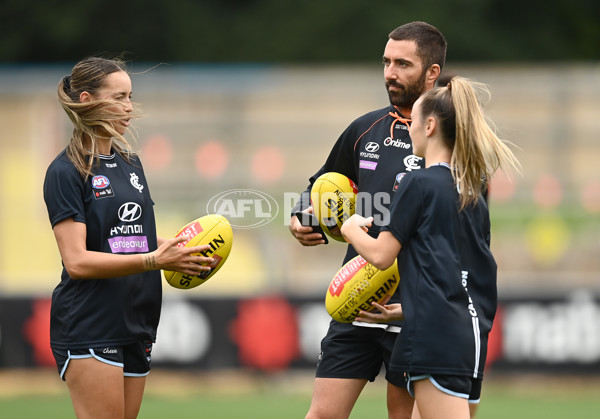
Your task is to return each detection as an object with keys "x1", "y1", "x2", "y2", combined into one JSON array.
[
  {"x1": 382, "y1": 165, "x2": 496, "y2": 378},
  {"x1": 43, "y1": 149, "x2": 162, "y2": 349}
]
